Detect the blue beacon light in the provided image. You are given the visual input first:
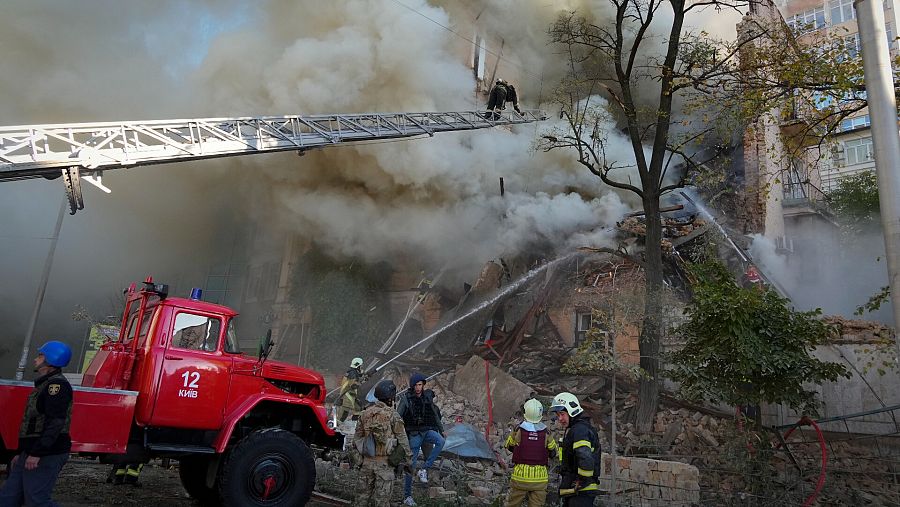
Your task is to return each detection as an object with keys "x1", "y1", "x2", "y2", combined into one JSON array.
[{"x1": 190, "y1": 288, "x2": 203, "y2": 300}]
